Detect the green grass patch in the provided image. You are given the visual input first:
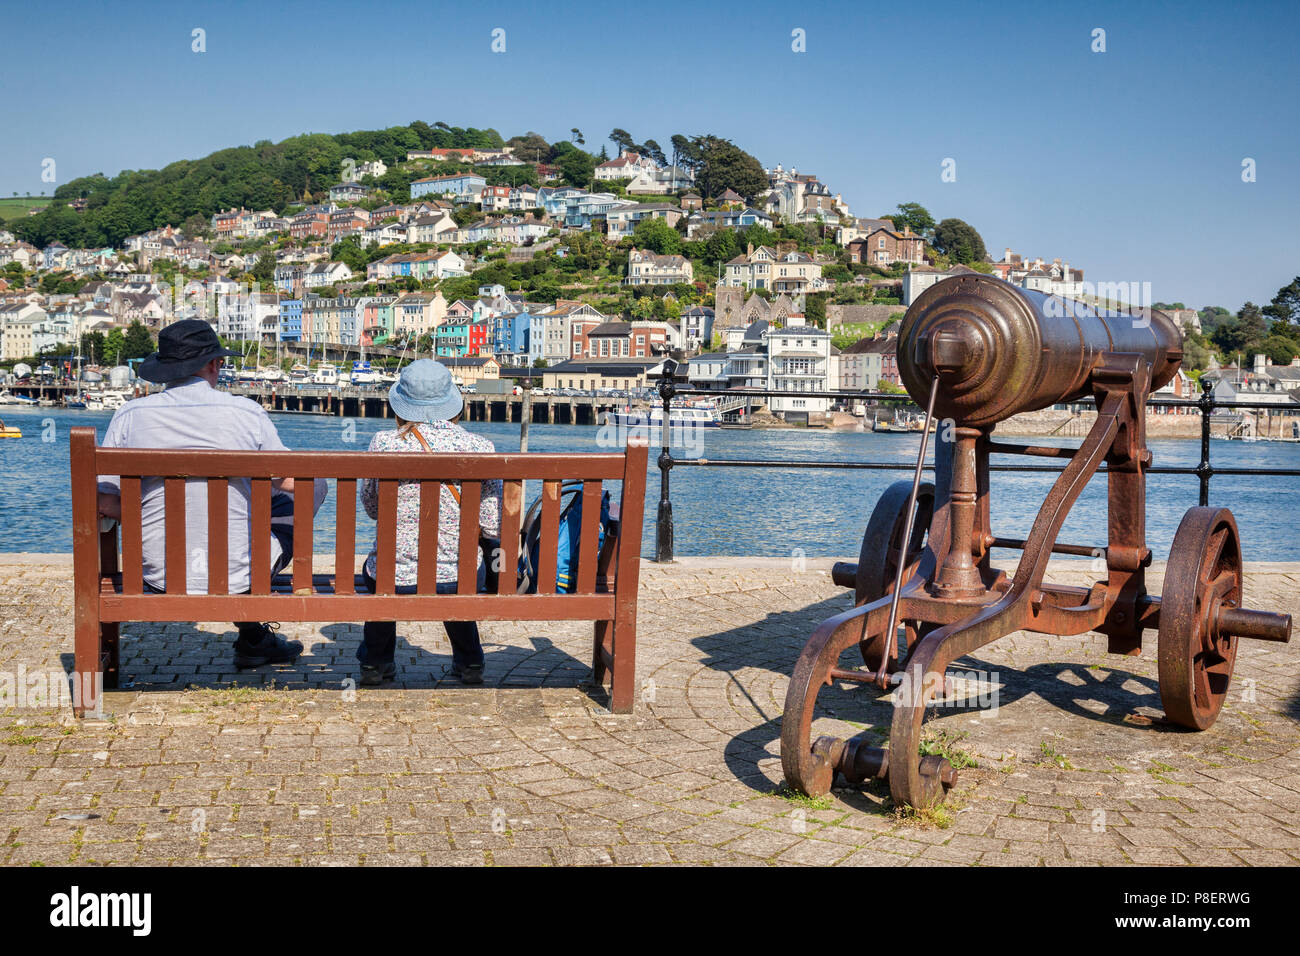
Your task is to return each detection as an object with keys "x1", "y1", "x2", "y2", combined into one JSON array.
[
  {"x1": 0, "y1": 197, "x2": 51, "y2": 223},
  {"x1": 919, "y1": 727, "x2": 979, "y2": 770},
  {"x1": 1036, "y1": 740, "x2": 1075, "y2": 770},
  {"x1": 830, "y1": 321, "x2": 886, "y2": 350},
  {"x1": 770, "y1": 784, "x2": 834, "y2": 811}
]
